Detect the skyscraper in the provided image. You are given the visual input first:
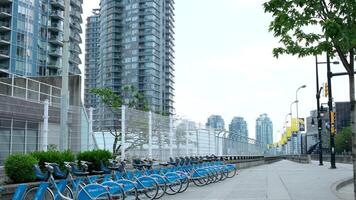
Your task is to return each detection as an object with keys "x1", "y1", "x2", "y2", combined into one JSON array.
[
  {"x1": 255, "y1": 114, "x2": 273, "y2": 148},
  {"x1": 84, "y1": 9, "x2": 100, "y2": 109},
  {"x1": 229, "y1": 117, "x2": 248, "y2": 140},
  {"x1": 206, "y1": 115, "x2": 225, "y2": 129},
  {"x1": 0, "y1": 0, "x2": 83, "y2": 77},
  {"x1": 84, "y1": 0, "x2": 175, "y2": 130}
]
